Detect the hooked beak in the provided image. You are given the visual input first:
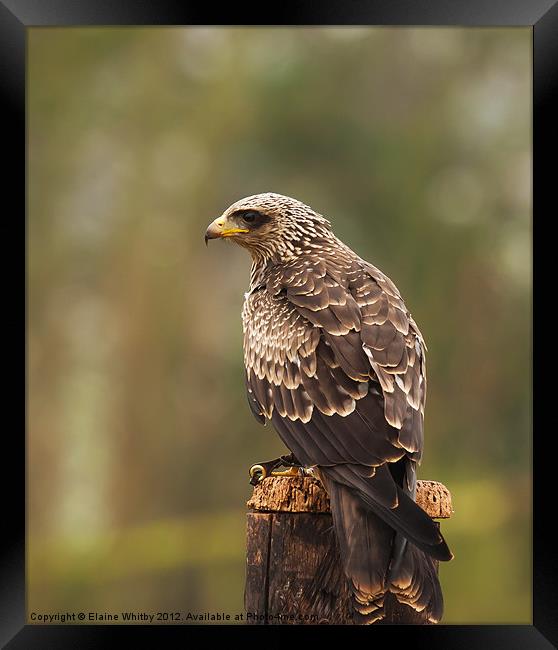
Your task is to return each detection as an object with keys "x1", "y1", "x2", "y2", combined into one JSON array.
[{"x1": 205, "y1": 217, "x2": 249, "y2": 246}]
